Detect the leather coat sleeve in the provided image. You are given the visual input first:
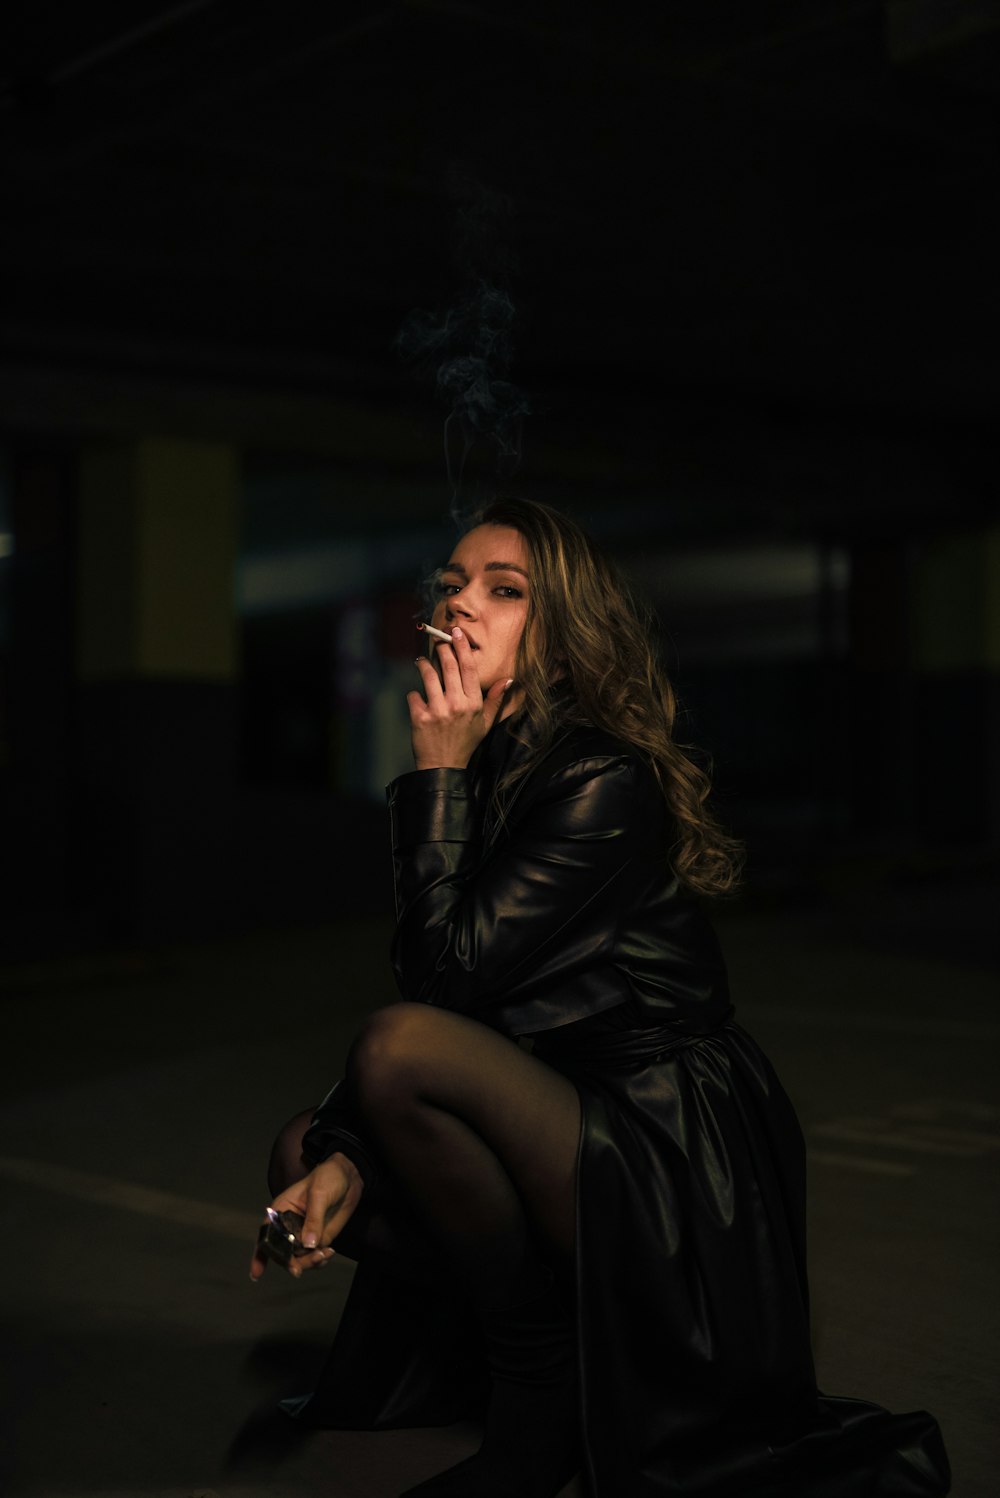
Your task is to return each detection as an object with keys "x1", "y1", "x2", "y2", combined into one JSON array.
[
  {"x1": 387, "y1": 752, "x2": 651, "y2": 1031},
  {"x1": 301, "y1": 1079, "x2": 379, "y2": 1188}
]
